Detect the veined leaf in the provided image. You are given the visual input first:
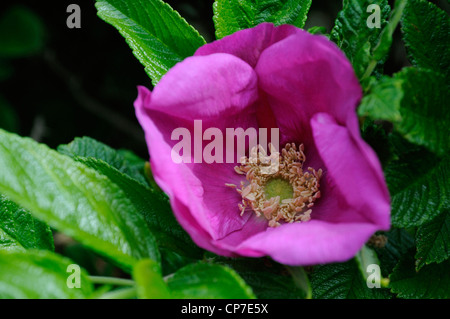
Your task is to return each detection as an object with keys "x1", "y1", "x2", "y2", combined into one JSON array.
[
  {"x1": 0, "y1": 249, "x2": 93, "y2": 299},
  {"x1": 213, "y1": 0, "x2": 312, "y2": 39},
  {"x1": 58, "y1": 136, "x2": 149, "y2": 186},
  {"x1": 216, "y1": 257, "x2": 308, "y2": 299},
  {"x1": 390, "y1": 251, "x2": 450, "y2": 299},
  {"x1": 359, "y1": 68, "x2": 450, "y2": 157},
  {"x1": 95, "y1": 0, "x2": 206, "y2": 85},
  {"x1": 167, "y1": 262, "x2": 256, "y2": 299},
  {"x1": 331, "y1": 0, "x2": 391, "y2": 78},
  {"x1": 0, "y1": 229, "x2": 23, "y2": 252},
  {"x1": 393, "y1": 69, "x2": 450, "y2": 156},
  {"x1": 0, "y1": 129, "x2": 160, "y2": 270},
  {"x1": 415, "y1": 210, "x2": 449, "y2": 270},
  {"x1": 74, "y1": 157, "x2": 202, "y2": 258},
  {"x1": 372, "y1": 228, "x2": 415, "y2": 277},
  {"x1": 385, "y1": 135, "x2": 450, "y2": 228},
  {"x1": 358, "y1": 75, "x2": 403, "y2": 122},
  {"x1": 134, "y1": 260, "x2": 256, "y2": 299},
  {"x1": 310, "y1": 259, "x2": 392, "y2": 299},
  {"x1": 59, "y1": 137, "x2": 203, "y2": 274},
  {"x1": 401, "y1": 0, "x2": 450, "y2": 80},
  {"x1": 0, "y1": 194, "x2": 54, "y2": 251}
]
